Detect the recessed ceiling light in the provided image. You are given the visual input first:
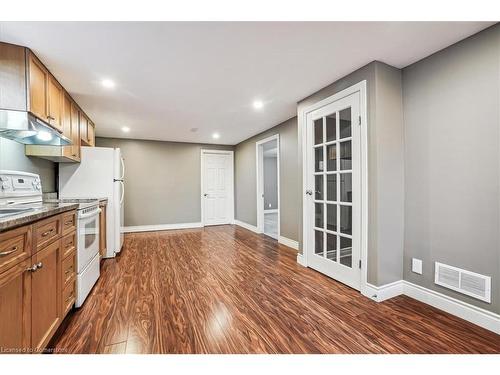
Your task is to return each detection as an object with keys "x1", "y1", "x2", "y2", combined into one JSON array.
[
  {"x1": 101, "y1": 79, "x2": 115, "y2": 89},
  {"x1": 212, "y1": 133, "x2": 220, "y2": 139},
  {"x1": 121, "y1": 126, "x2": 130, "y2": 133},
  {"x1": 253, "y1": 100, "x2": 264, "y2": 110}
]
